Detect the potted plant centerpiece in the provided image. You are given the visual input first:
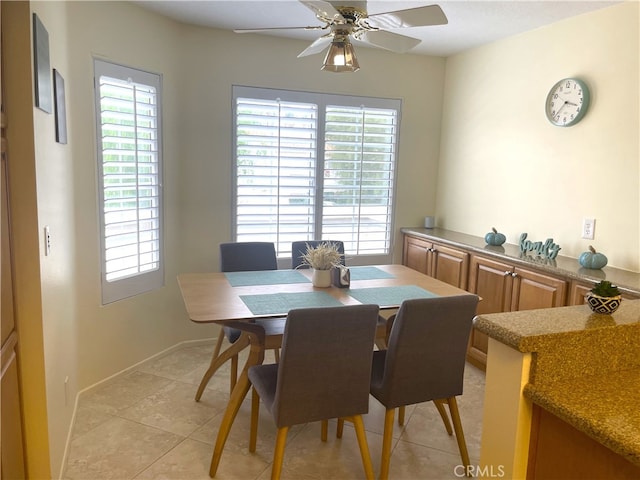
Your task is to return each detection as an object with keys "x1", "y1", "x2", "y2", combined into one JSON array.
[
  {"x1": 299, "y1": 241, "x2": 343, "y2": 287},
  {"x1": 586, "y1": 280, "x2": 622, "y2": 314}
]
